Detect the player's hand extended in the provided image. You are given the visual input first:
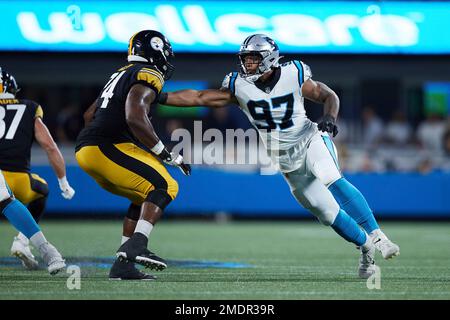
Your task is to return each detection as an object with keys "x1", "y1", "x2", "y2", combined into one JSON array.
[
  {"x1": 58, "y1": 176, "x2": 75, "y2": 200},
  {"x1": 318, "y1": 114, "x2": 338, "y2": 137},
  {"x1": 161, "y1": 151, "x2": 191, "y2": 176}
]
